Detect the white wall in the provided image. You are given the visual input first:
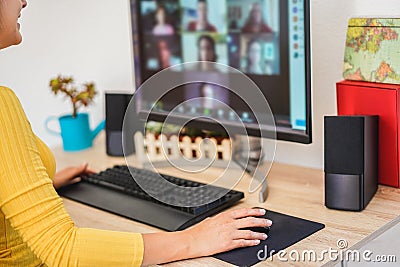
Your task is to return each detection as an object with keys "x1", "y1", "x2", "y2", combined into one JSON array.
[
  {"x1": 0, "y1": 0, "x2": 135, "y2": 145},
  {"x1": 274, "y1": 0, "x2": 400, "y2": 169},
  {"x1": 1, "y1": 0, "x2": 400, "y2": 169}
]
